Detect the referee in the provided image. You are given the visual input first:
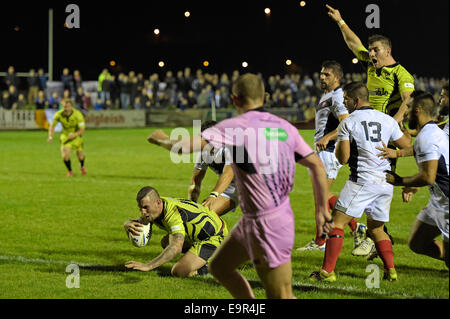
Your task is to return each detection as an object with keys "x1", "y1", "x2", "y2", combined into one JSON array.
[{"x1": 326, "y1": 4, "x2": 415, "y2": 124}]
